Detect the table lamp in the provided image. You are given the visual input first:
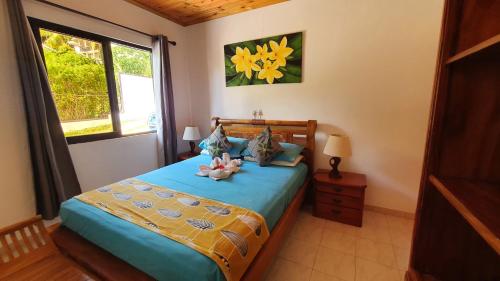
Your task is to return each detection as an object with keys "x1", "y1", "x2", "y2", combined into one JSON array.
[
  {"x1": 183, "y1": 126, "x2": 201, "y2": 154},
  {"x1": 323, "y1": 134, "x2": 352, "y2": 178}
]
